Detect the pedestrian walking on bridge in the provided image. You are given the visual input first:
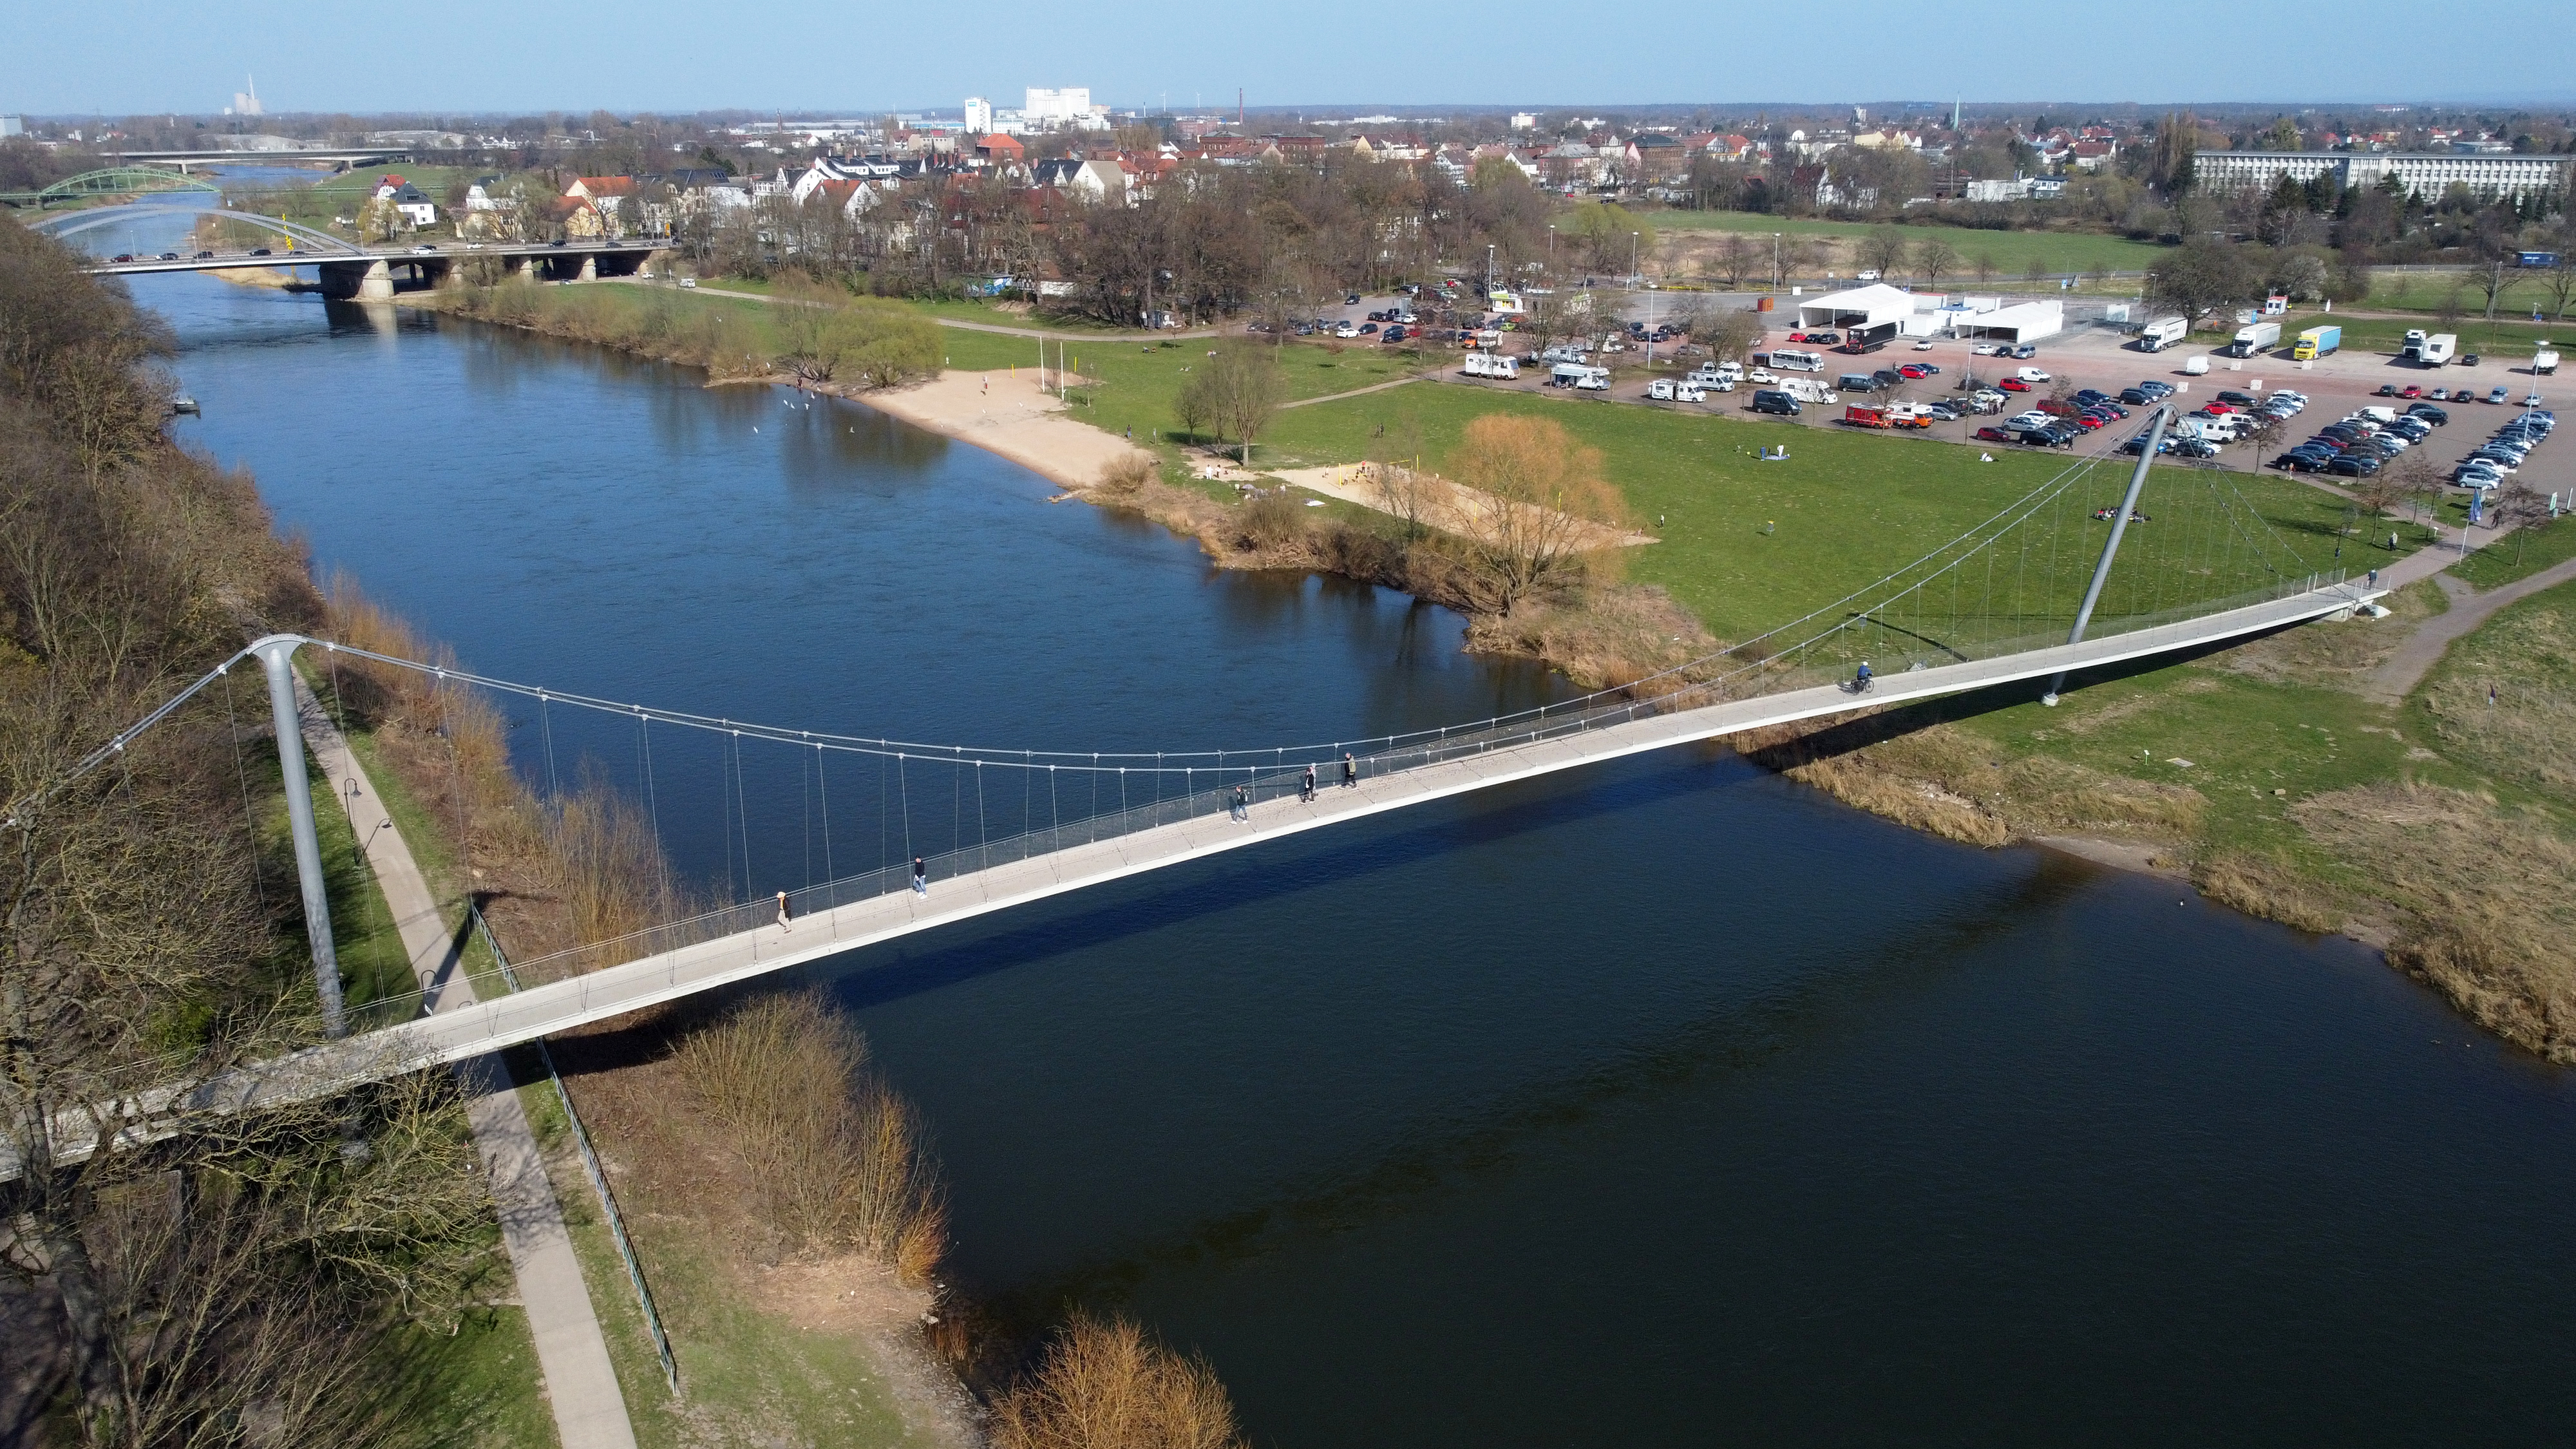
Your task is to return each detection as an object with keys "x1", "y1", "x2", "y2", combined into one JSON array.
[
  {"x1": 776, "y1": 891, "x2": 792, "y2": 931},
  {"x1": 1231, "y1": 784, "x2": 1249, "y2": 821},
  {"x1": 1342, "y1": 752, "x2": 1358, "y2": 788},
  {"x1": 912, "y1": 857, "x2": 928, "y2": 896},
  {"x1": 1301, "y1": 765, "x2": 1317, "y2": 803}
]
